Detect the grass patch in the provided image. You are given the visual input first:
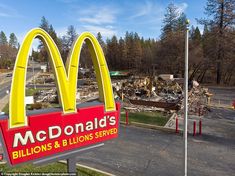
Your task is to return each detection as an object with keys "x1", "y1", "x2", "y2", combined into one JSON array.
[
  {"x1": 26, "y1": 88, "x2": 40, "y2": 96},
  {"x1": 0, "y1": 162, "x2": 106, "y2": 176},
  {"x1": 121, "y1": 111, "x2": 170, "y2": 126},
  {"x1": 2, "y1": 103, "x2": 9, "y2": 114},
  {"x1": 0, "y1": 69, "x2": 12, "y2": 73}
]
